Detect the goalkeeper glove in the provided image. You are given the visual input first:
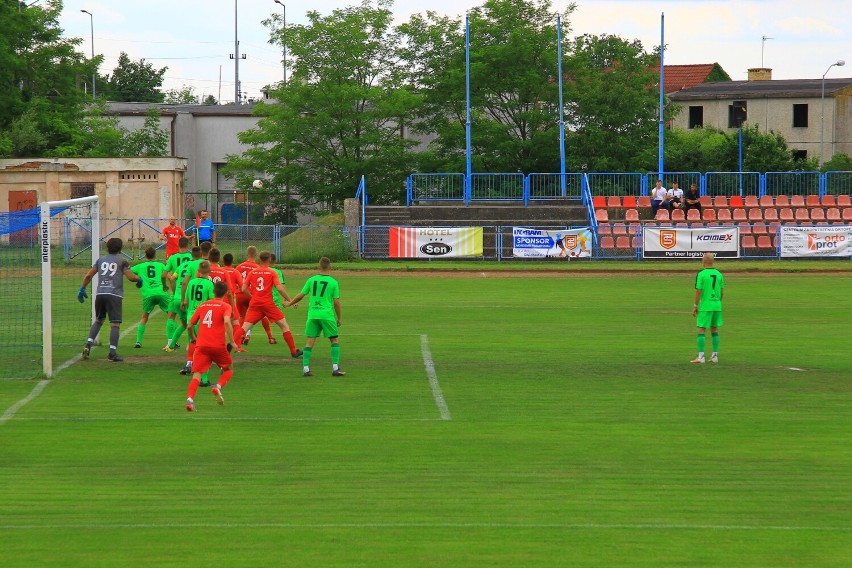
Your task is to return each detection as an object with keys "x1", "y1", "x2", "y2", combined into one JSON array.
[
  {"x1": 136, "y1": 280, "x2": 143, "y2": 288},
  {"x1": 77, "y1": 286, "x2": 88, "y2": 303}
]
